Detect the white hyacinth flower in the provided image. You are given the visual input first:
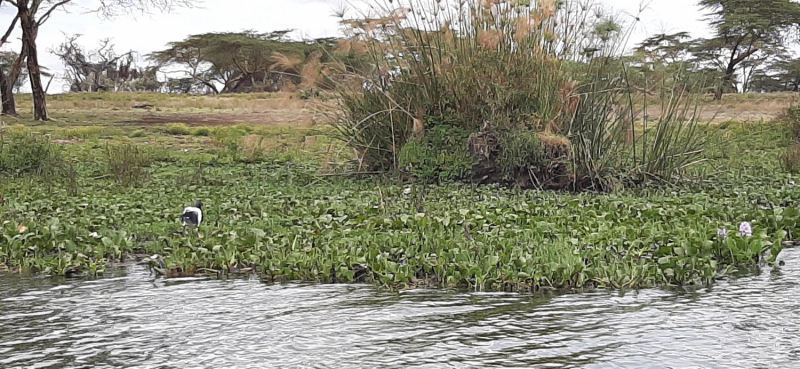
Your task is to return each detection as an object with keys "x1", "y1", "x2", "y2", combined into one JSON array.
[
  {"x1": 739, "y1": 222, "x2": 753, "y2": 237},
  {"x1": 717, "y1": 228, "x2": 728, "y2": 240}
]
